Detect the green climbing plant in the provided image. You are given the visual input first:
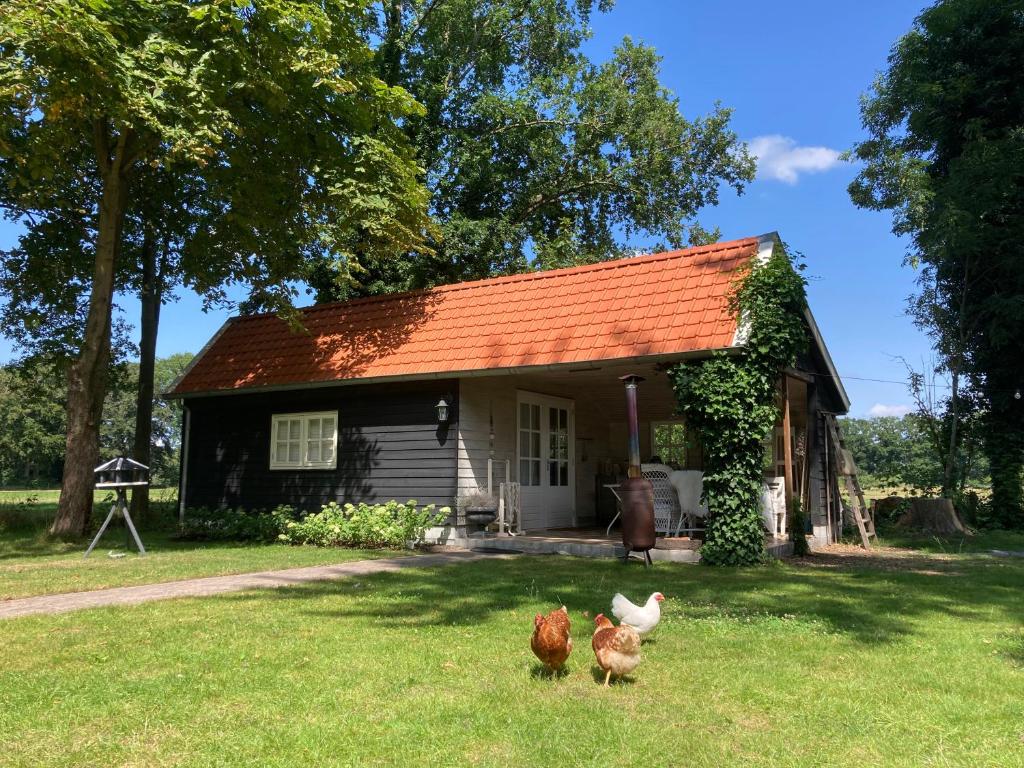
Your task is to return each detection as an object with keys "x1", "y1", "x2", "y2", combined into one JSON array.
[{"x1": 668, "y1": 241, "x2": 809, "y2": 566}]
